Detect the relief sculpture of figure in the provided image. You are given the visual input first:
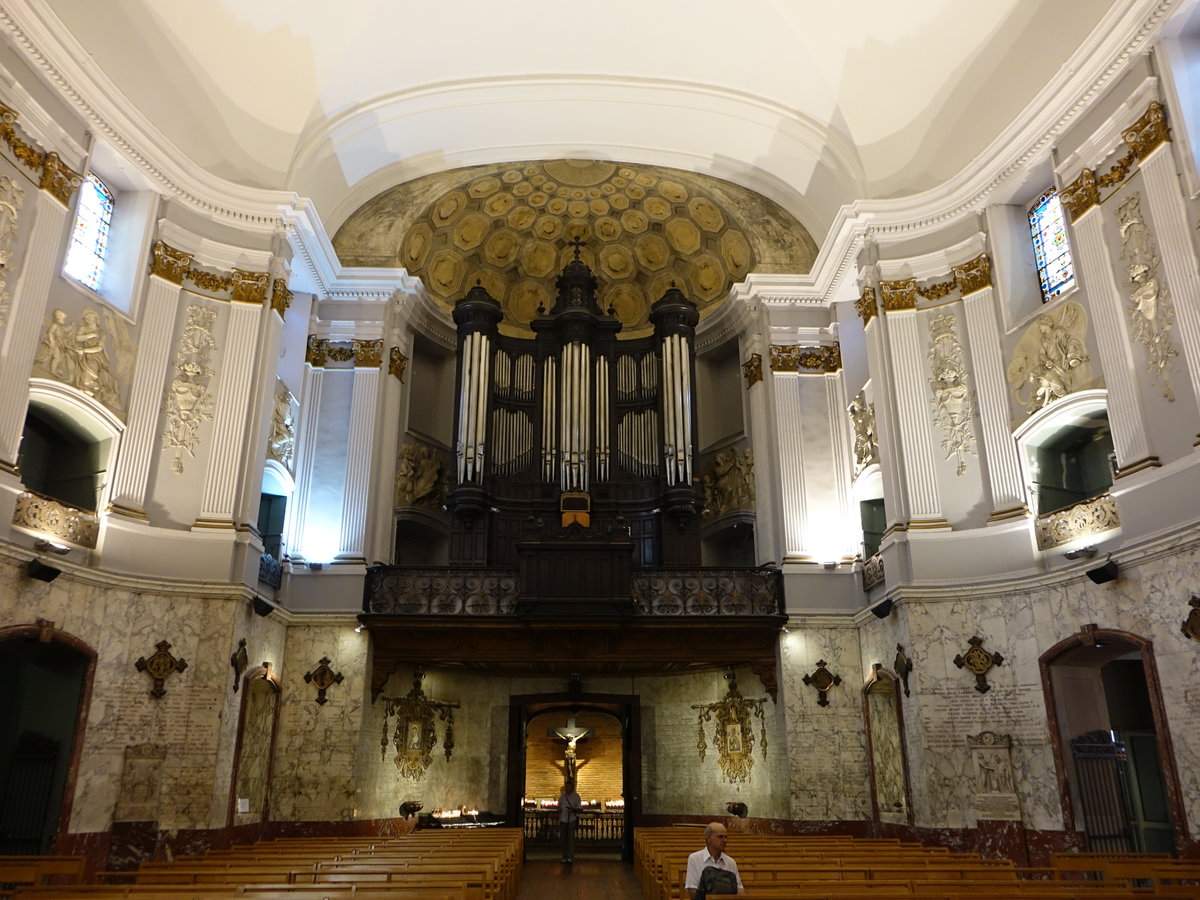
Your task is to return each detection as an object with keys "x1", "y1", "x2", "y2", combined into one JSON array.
[
  {"x1": 1007, "y1": 303, "x2": 1091, "y2": 413},
  {"x1": 34, "y1": 308, "x2": 75, "y2": 383}
]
